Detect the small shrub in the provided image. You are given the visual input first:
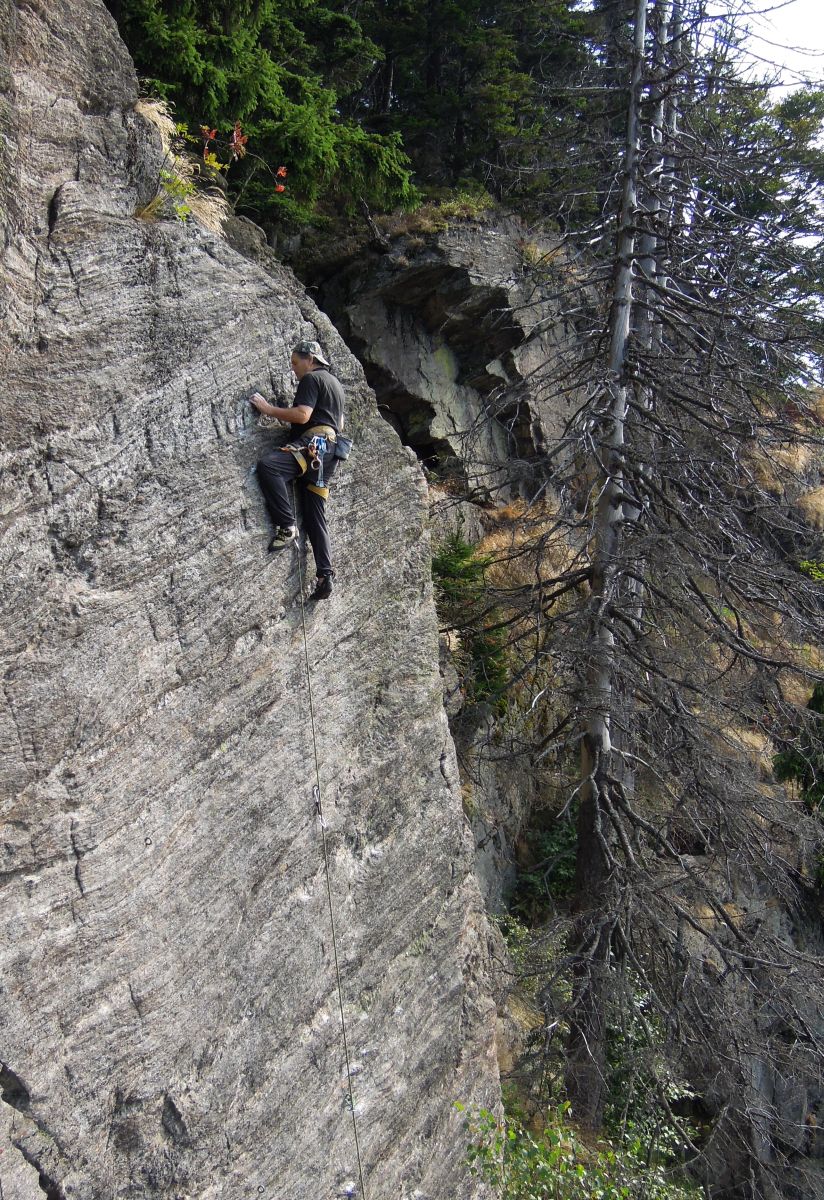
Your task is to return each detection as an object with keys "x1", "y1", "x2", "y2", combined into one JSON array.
[
  {"x1": 800, "y1": 559, "x2": 824, "y2": 582},
  {"x1": 519, "y1": 239, "x2": 543, "y2": 265},
  {"x1": 491, "y1": 912, "x2": 534, "y2": 978},
  {"x1": 510, "y1": 811, "x2": 579, "y2": 922},
  {"x1": 432, "y1": 532, "x2": 508, "y2": 713},
  {"x1": 436, "y1": 188, "x2": 495, "y2": 221},
  {"x1": 461, "y1": 1101, "x2": 698, "y2": 1200},
  {"x1": 376, "y1": 187, "x2": 495, "y2": 240},
  {"x1": 773, "y1": 682, "x2": 824, "y2": 813},
  {"x1": 604, "y1": 989, "x2": 699, "y2": 1160},
  {"x1": 136, "y1": 161, "x2": 197, "y2": 222},
  {"x1": 135, "y1": 100, "x2": 227, "y2": 231}
]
